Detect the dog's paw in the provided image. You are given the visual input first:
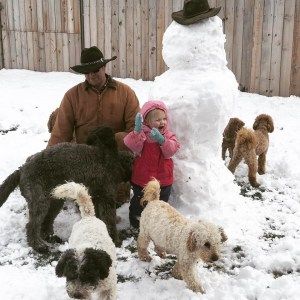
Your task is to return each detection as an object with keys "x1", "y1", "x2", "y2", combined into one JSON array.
[
  {"x1": 30, "y1": 238, "x2": 51, "y2": 253},
  {"x1": 138, "y1": 252, "x2": 152, "y2": 262},
  {"x1": 154, "y1": 245, "x2": 166, "y2": 258},
  {"x1": 45, "y1": 234, "x2": 63, "y2": 244},
  {"x1": 257, "y1": 169, "x2": 265, "y2": 175}
]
